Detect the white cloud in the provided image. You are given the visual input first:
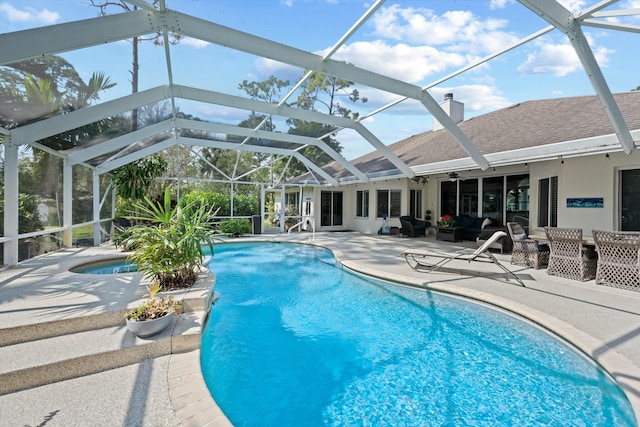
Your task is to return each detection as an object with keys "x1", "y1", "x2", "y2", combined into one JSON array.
[
  {"x1": 254, "y1": 58, "x2": 304, "y2": 81},
  {"x1": 180, "y1": 37, "x2": 209, "y2": 49},
  {"x1": 329, "y1": 40, "x2": 467, "y2": 83},
  {"x1": 193, "y1": 104, "x2": 248, "y2": 123},
  {"x1": 557, "y1": 0, "x2": 589, "y2": 13},
  {"x1": 0, "y1": 3, "x2": 59, "y2": 23},
  {"x1": 489, "y1": 0, "x2": 514, "y2": 9},
  {"x1": 370, "y1": 5, "x2": 519, "y2": 55},
  {"x1": 517, "y1": 39, "x2": 614, "y2": 77}
]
